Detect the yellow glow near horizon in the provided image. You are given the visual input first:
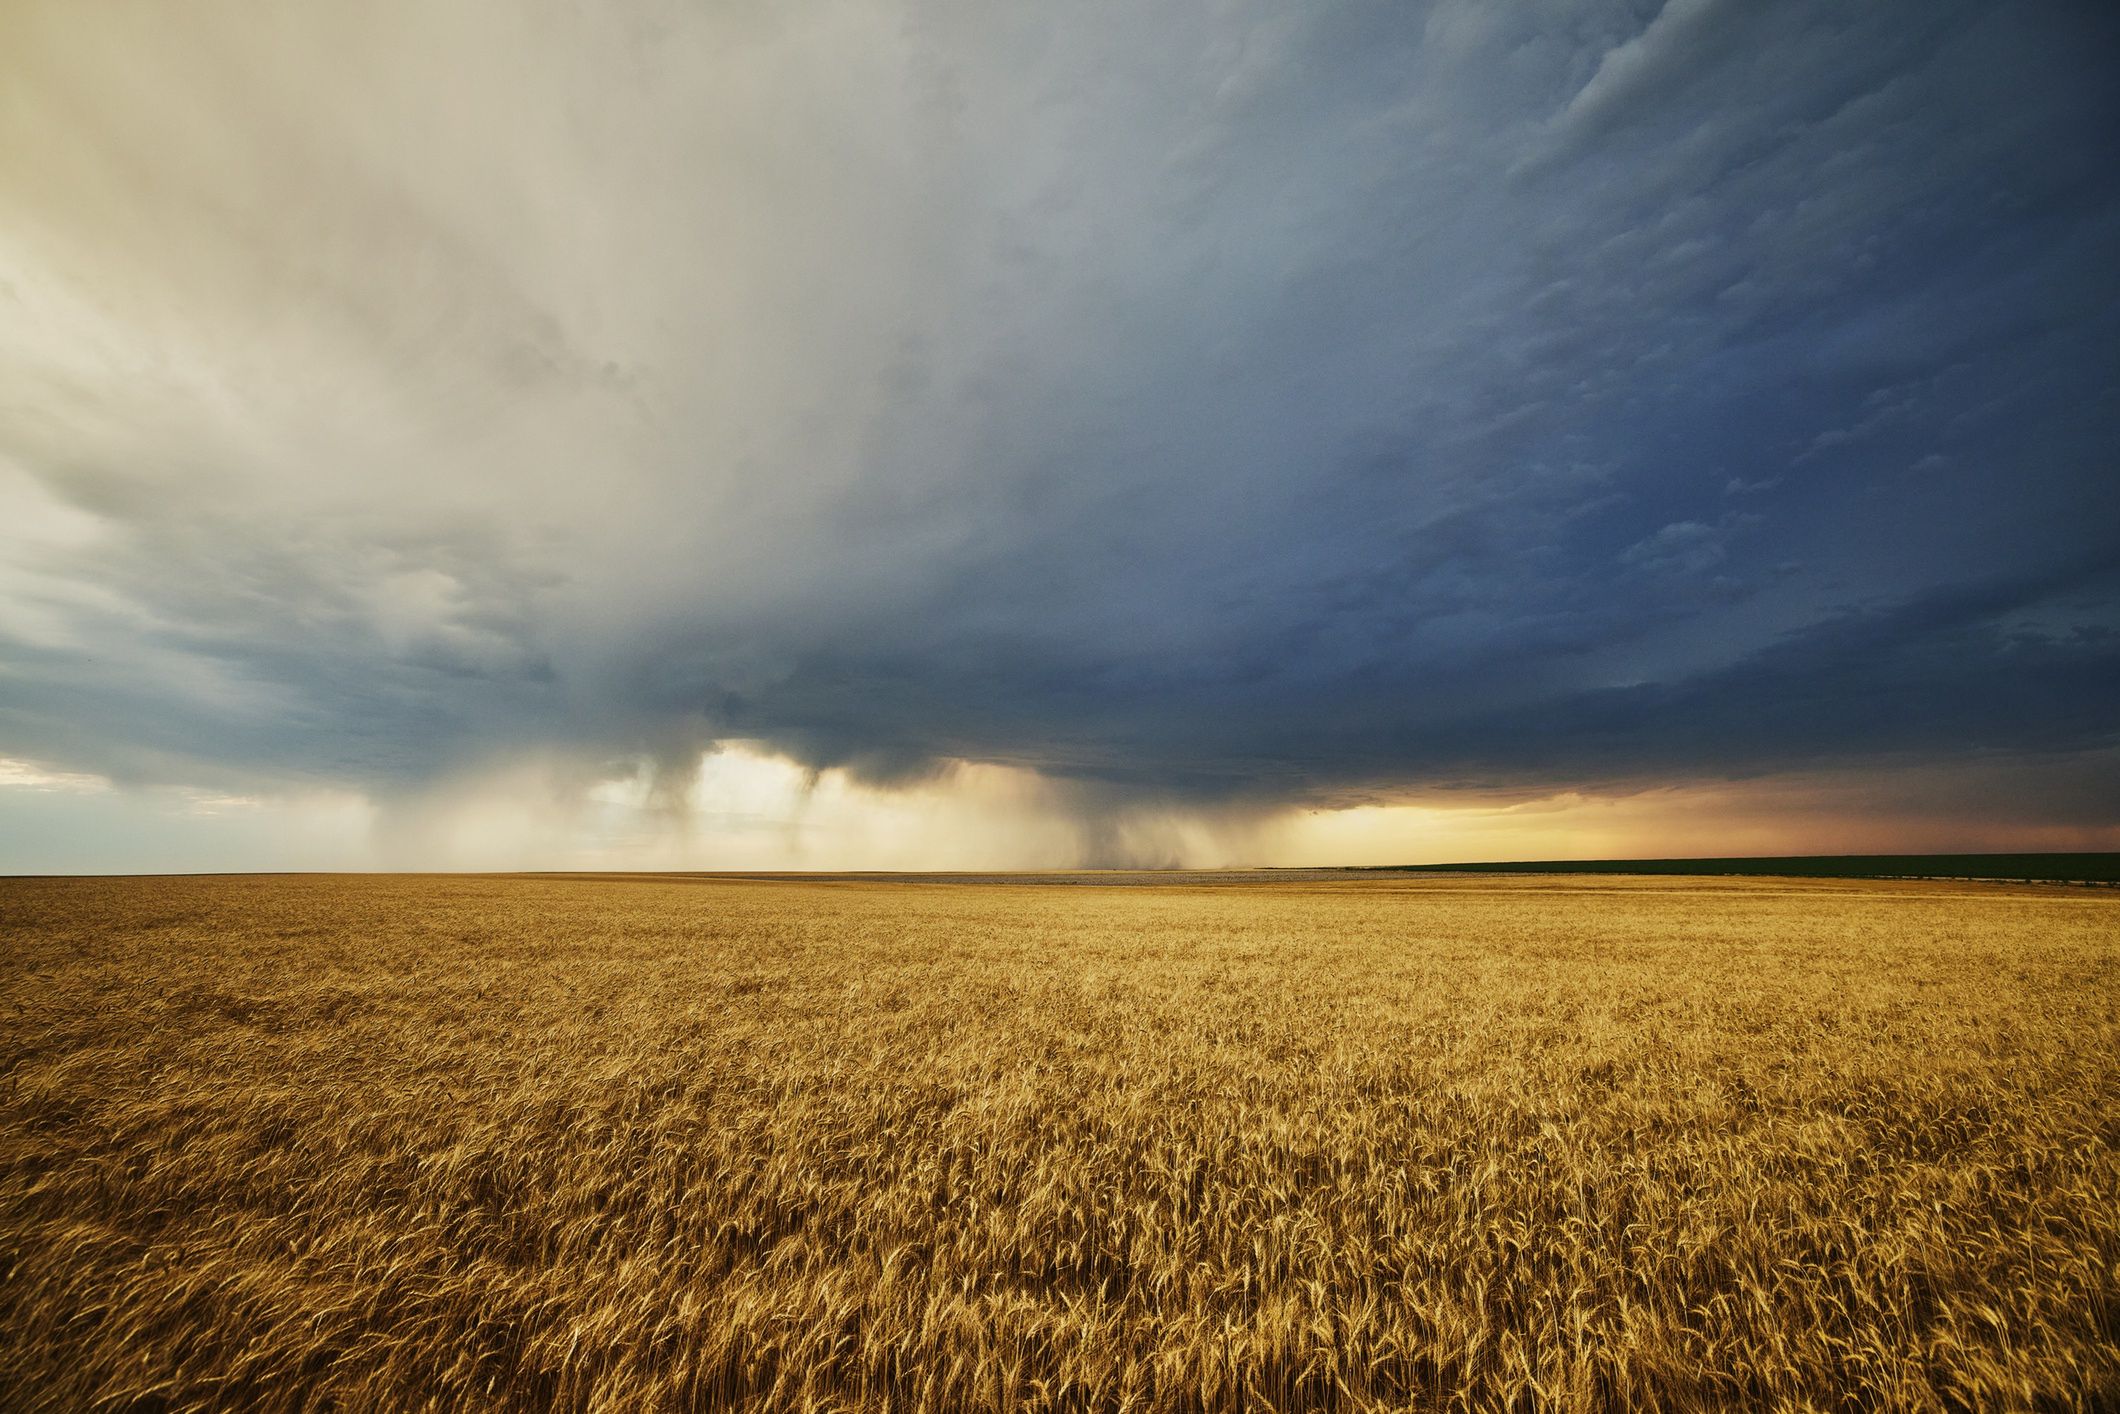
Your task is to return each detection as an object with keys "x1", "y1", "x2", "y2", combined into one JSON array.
[
  {"x1": 1262, "y1": 784, "x2": 2120, "y2": 866},
  {"x1": 6, "y1": 742, "x2": 2117, "y2": 874}
]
